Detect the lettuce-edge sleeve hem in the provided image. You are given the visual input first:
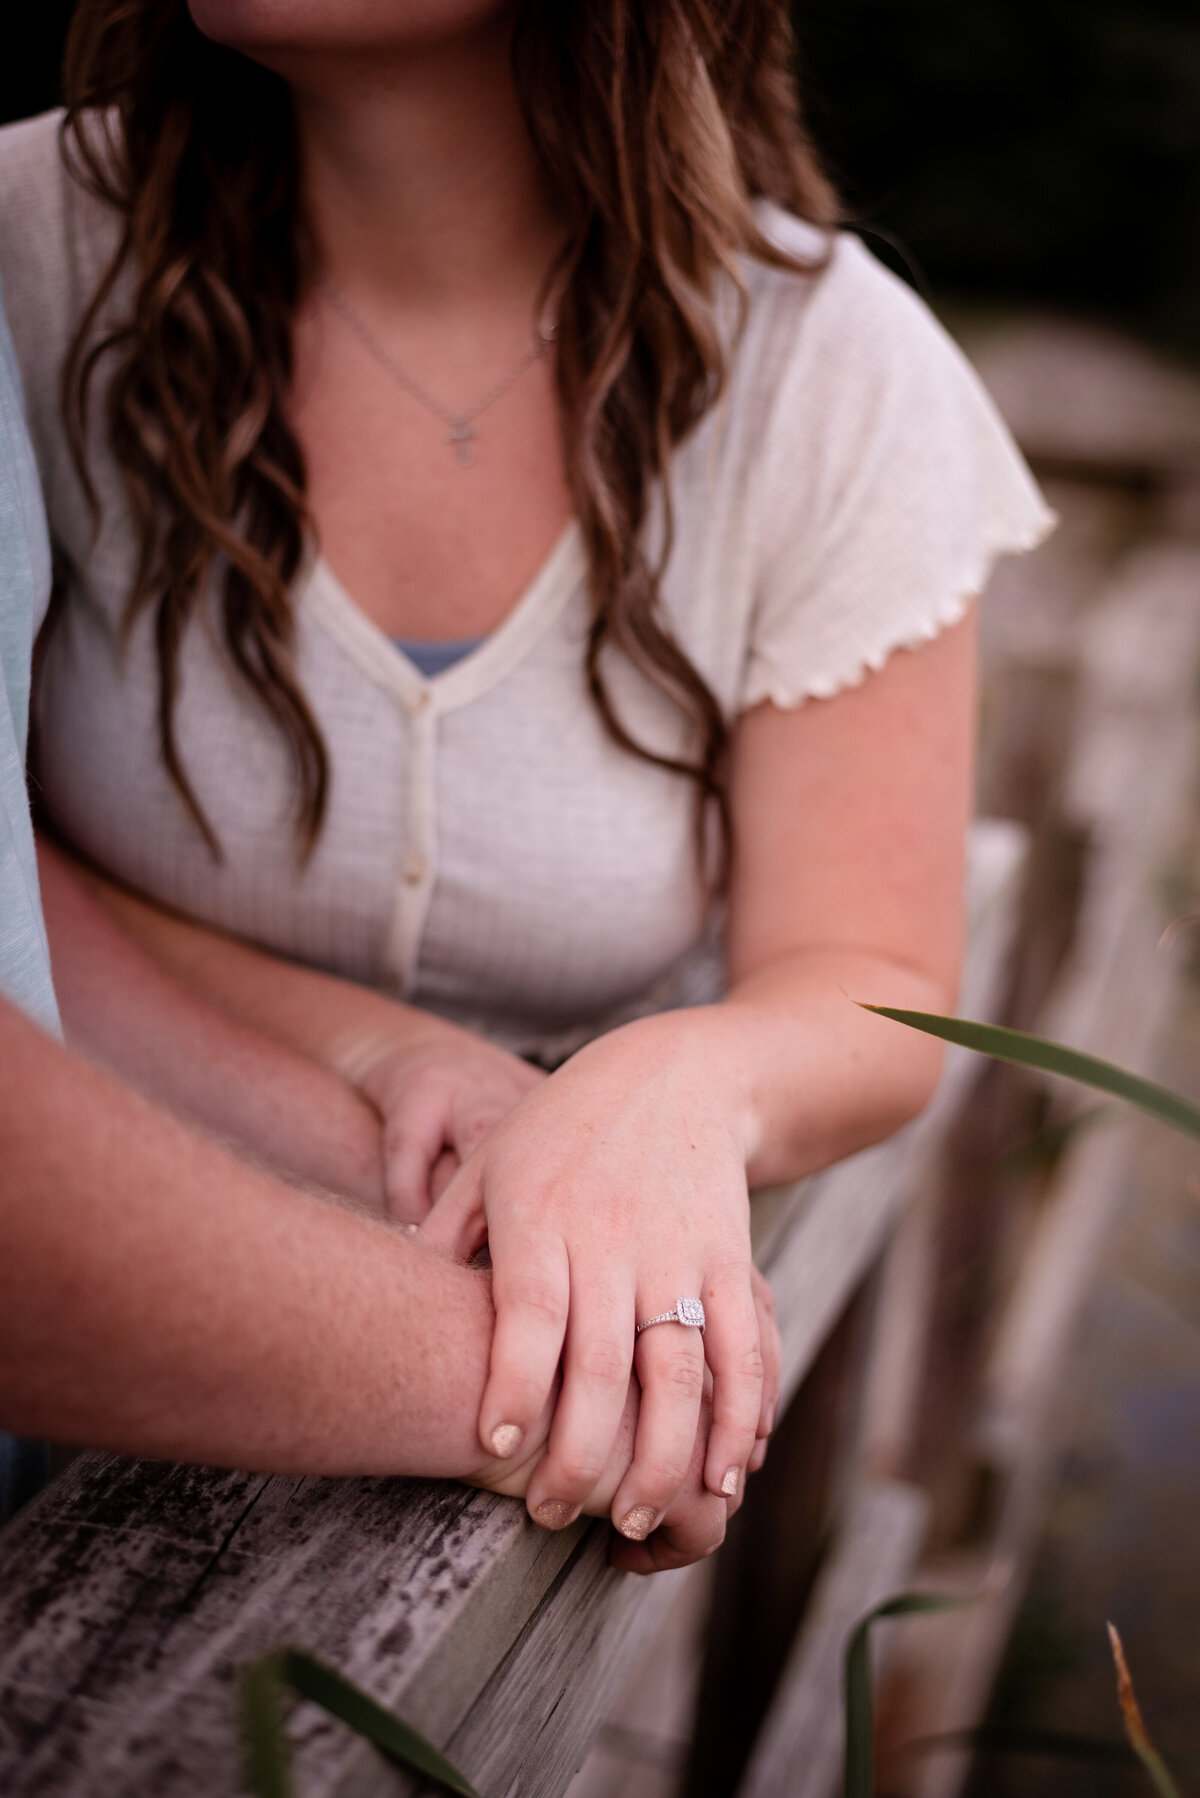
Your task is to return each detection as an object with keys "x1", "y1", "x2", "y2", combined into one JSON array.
[{"x1": 740, "y1": 500, "x2": 1056, "y2": 712}]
